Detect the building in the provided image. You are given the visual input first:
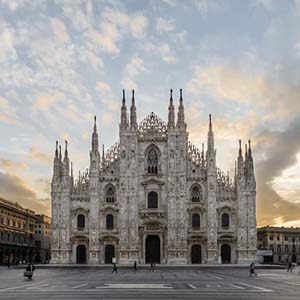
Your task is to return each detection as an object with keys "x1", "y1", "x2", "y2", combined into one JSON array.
[
  {"x1": 257, "y1": 226, "x2": 300, "y2": 264},
  {"x1": 50, "y1": 89, "x2": 256, "y2": 264},
  {"x1": 34, "y1": 214, "x2": 51, "y2": 263},
  {"x1": 0, "y1": 198, "x2": 35, "y2": 265}
]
